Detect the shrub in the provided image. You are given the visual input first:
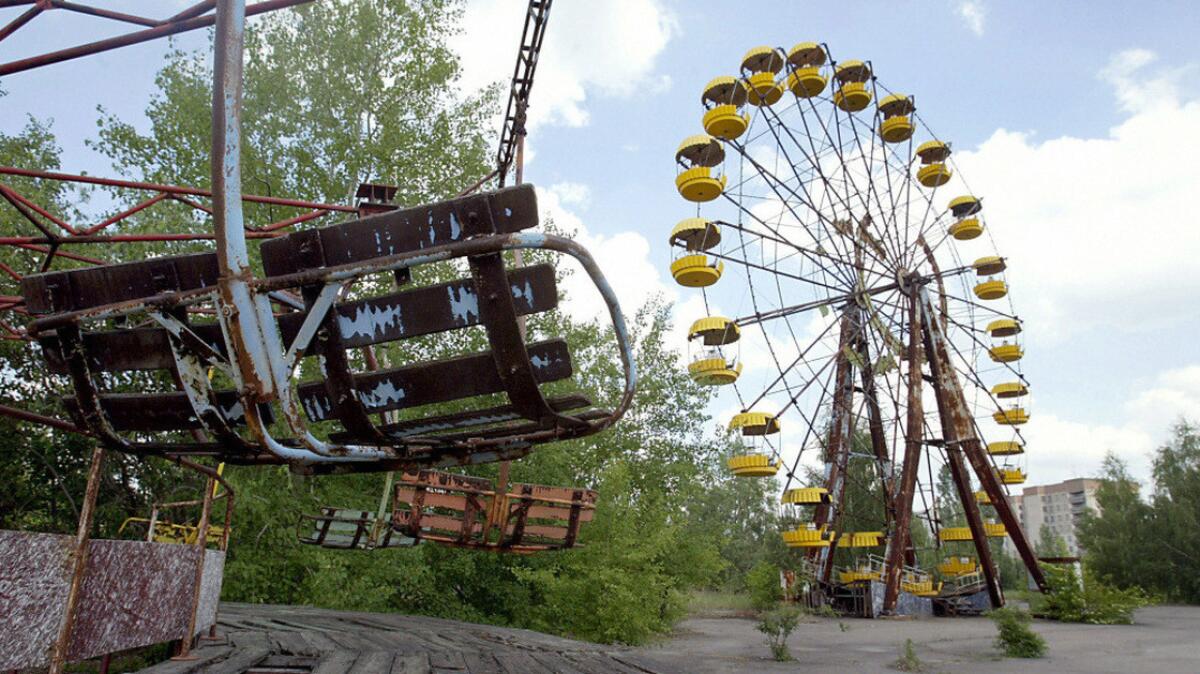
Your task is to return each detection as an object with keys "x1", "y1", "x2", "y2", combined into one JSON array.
[
  {"x1": 893, "y1": 638, "x2": 923, "y2": 672},
  {"x1": 746, "y1": 560, "x2": 783, "y2": 611},
  {"x1": 756, "y1": 606, "x2": 802, "y2": 661},
  {"x1": 988, "y1": 606, "x2": 1046, "y2": 658},
  {"x1": 1039, "y1": 563, "x2": 1149, "y2": 625}
]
